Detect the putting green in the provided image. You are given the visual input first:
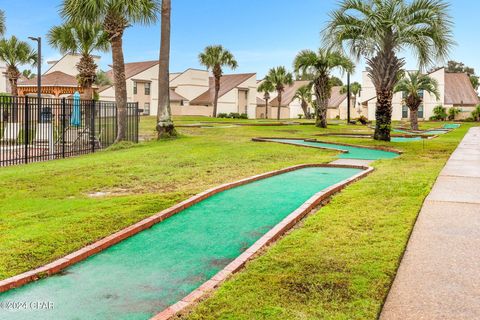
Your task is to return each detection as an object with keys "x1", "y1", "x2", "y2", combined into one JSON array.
[
  {"x1": 265, "y1": 139, "x2": 399, "y2": 160},
  {"x1": 0, "y1": 167, "x2": 363, "y2": 320},
  {"x1": 443, "y1": 123, "x2": 461, "y2": 129},
  {"x1": 391, "y1": 137, "x2": 423, "y2": 142}
]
